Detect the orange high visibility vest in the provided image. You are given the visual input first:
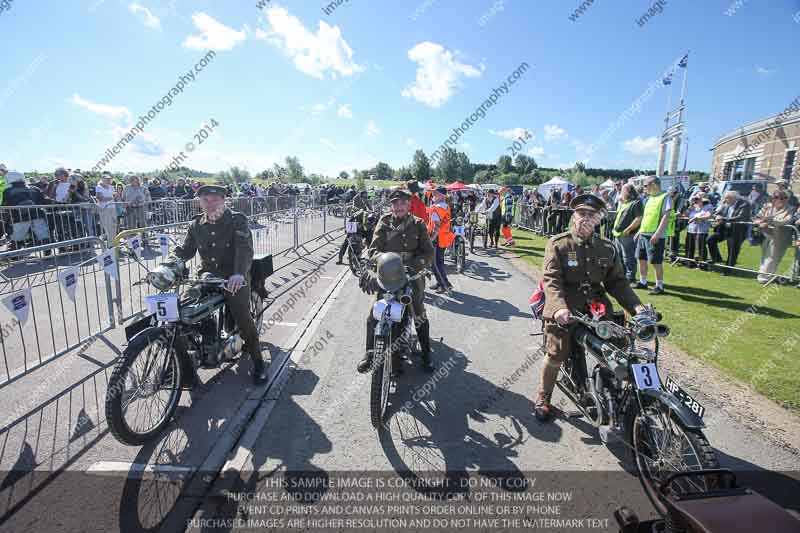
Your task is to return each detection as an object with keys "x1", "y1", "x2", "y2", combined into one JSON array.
[{"x1": 428, "y1": 204, "x2": 455, "y2": 248}]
